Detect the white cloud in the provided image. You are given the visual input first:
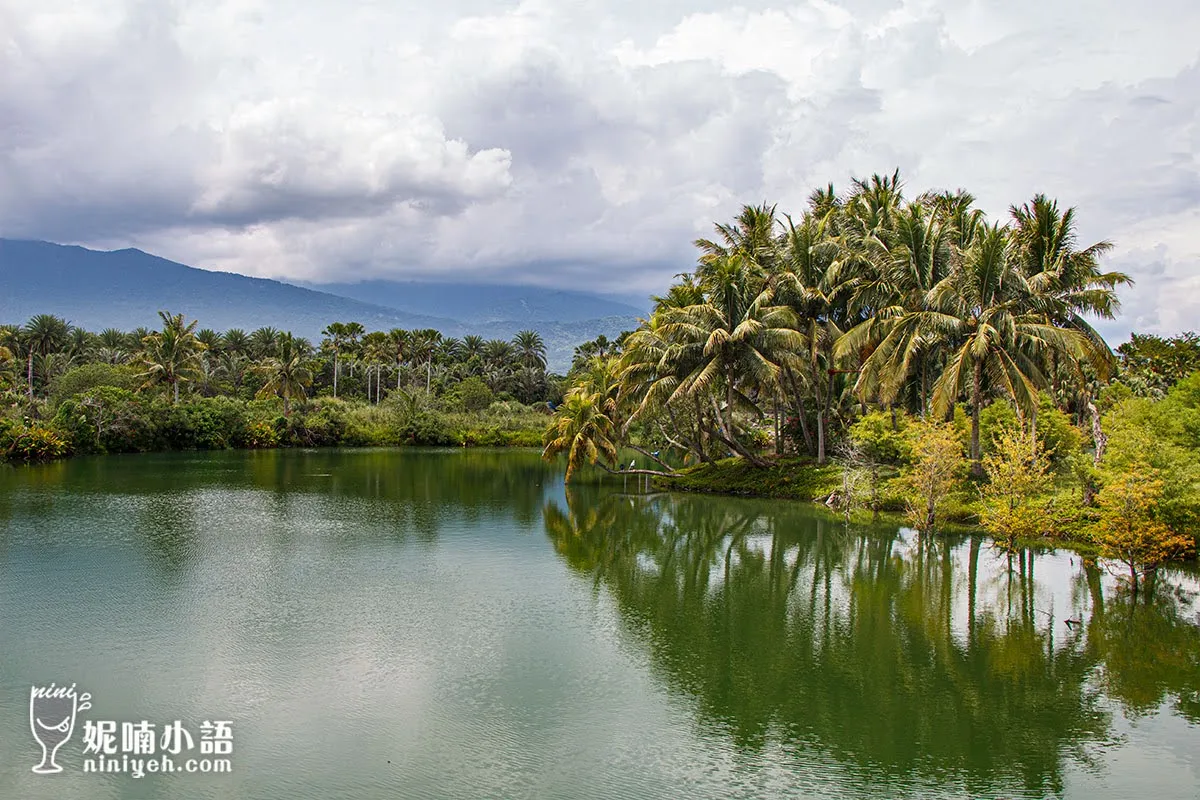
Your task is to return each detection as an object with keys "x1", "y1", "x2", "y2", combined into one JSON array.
[{"x1": 0, "y1": 0, "x2": 1197, "y2": 337}]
